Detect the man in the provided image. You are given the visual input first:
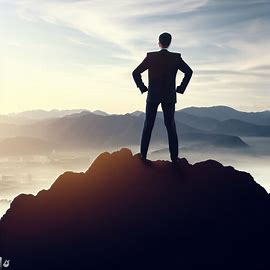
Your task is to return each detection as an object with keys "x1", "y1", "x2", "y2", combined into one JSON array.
[{"x1": 132, "y1": 32, "x2": 193, "y2": 164}]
